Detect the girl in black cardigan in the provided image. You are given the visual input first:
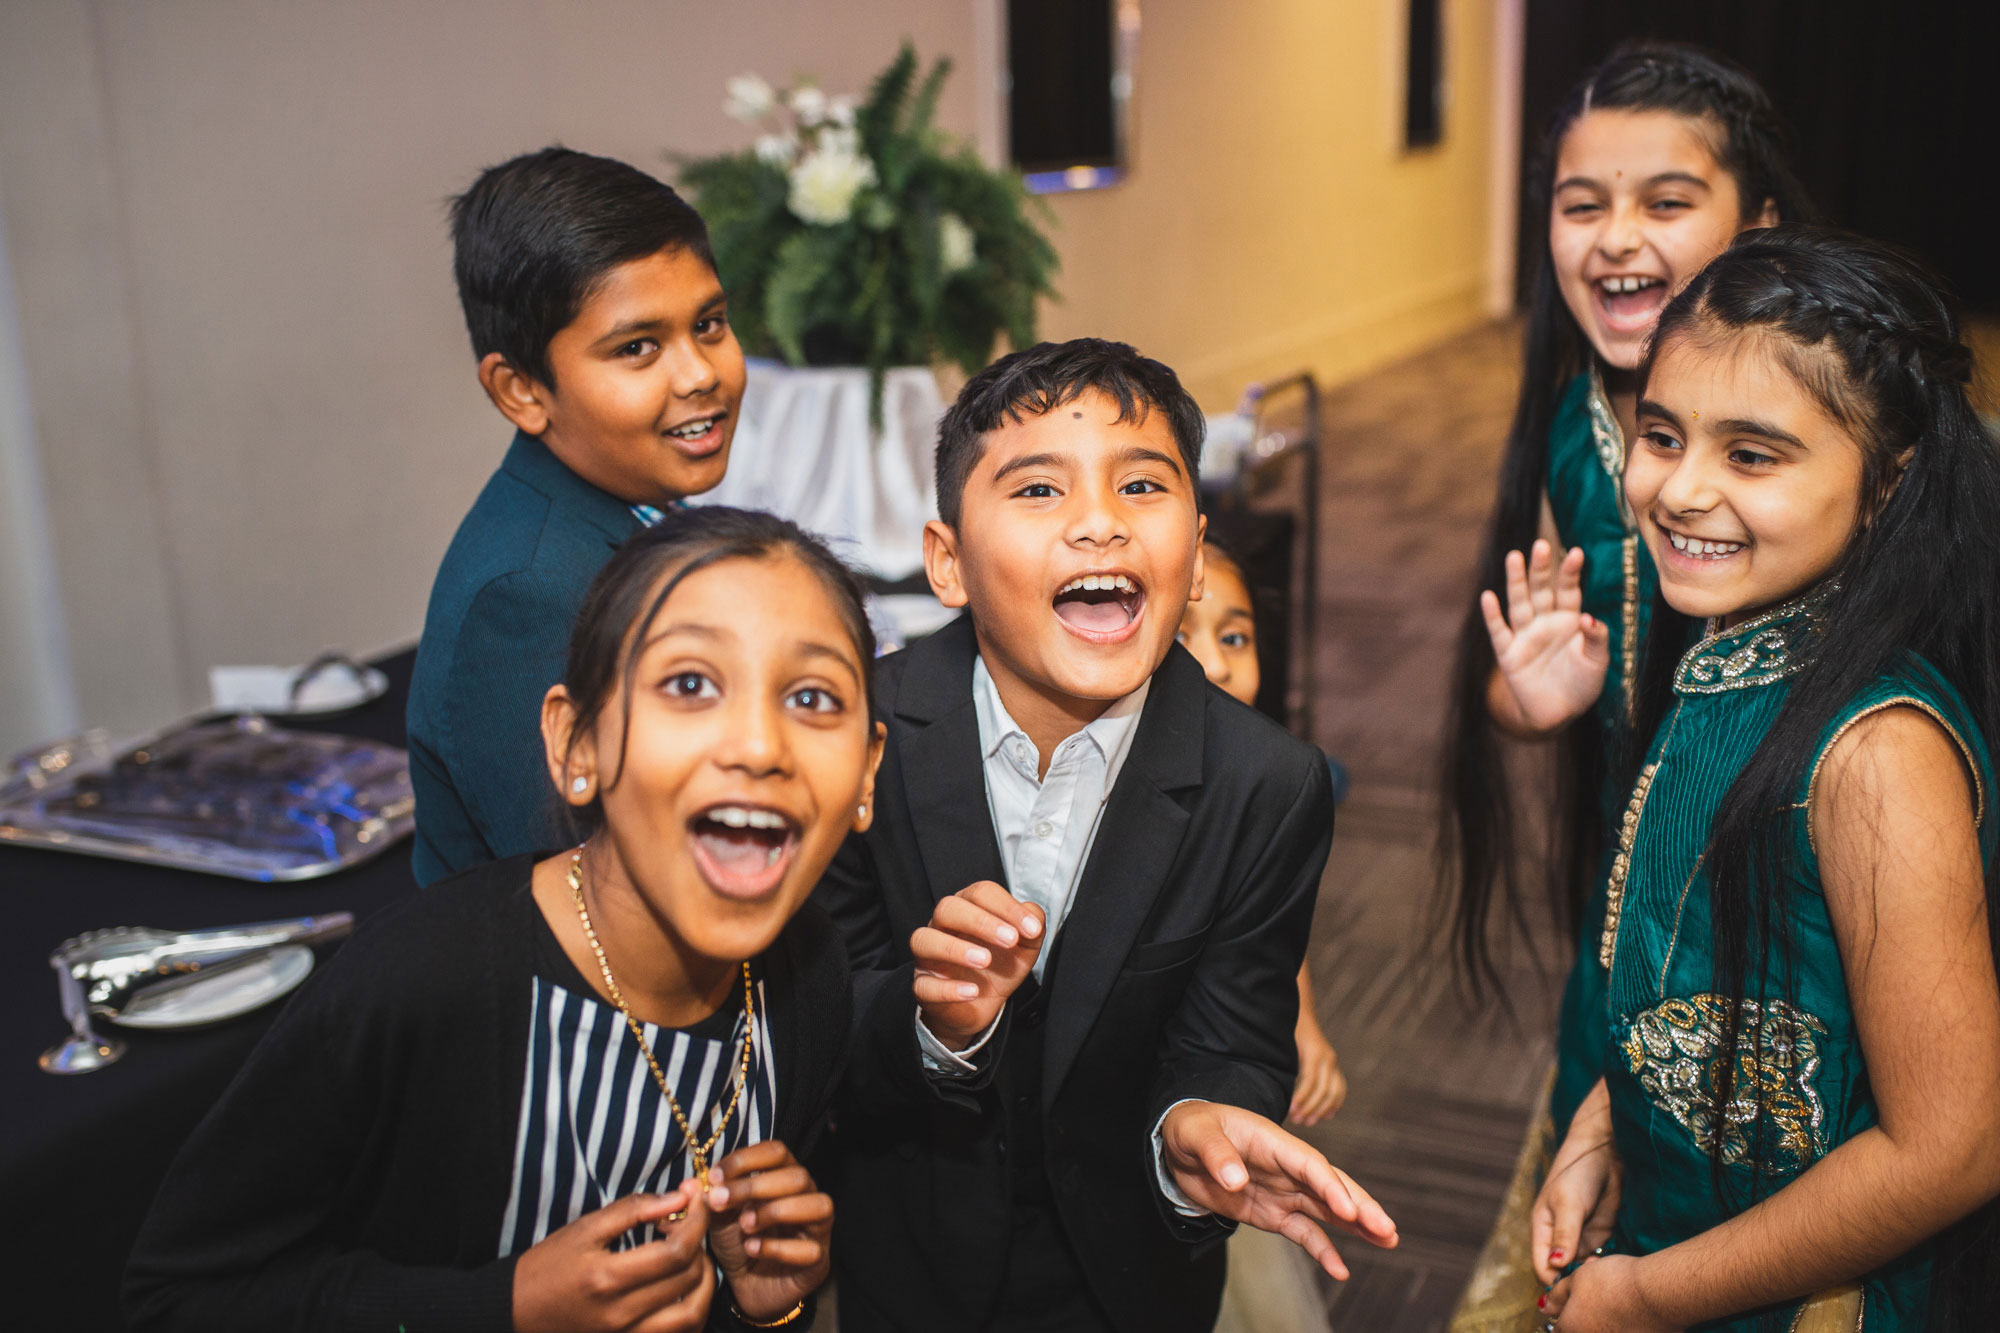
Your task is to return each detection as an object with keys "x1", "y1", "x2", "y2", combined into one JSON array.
[{"x1": 126, "y1": 508, "x2": 885, "y2": 1333}]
